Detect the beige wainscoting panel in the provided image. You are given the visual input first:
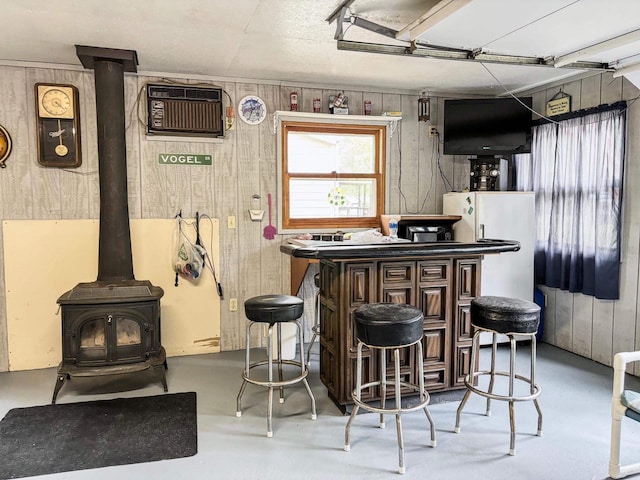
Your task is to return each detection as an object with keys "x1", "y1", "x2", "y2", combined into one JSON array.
[{"x1": 3, "y1": 218, "x2": 220, "y2": 371}]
